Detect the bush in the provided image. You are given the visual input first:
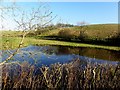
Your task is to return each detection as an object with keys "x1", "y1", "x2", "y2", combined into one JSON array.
[
  {"x1": 79, "y1": 30, "x2": 88, "y2": 41},
  {"x1": 26, "y1": 32, "x2": 36, "y2": 37},
  {"x1": 58, "y1": 28, "x2": 78, "y2": 41}
]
